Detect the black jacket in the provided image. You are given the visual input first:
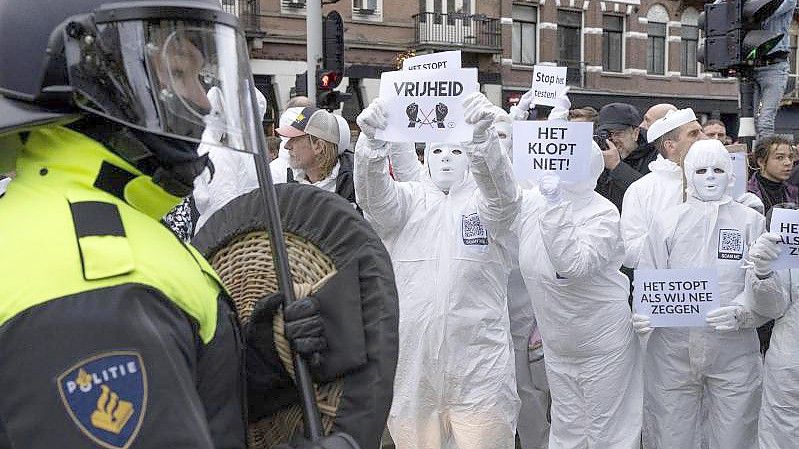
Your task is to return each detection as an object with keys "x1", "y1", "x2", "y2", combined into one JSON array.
[{"x1": 595, "y1": 133, "x2": 659, "y2": 212}]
